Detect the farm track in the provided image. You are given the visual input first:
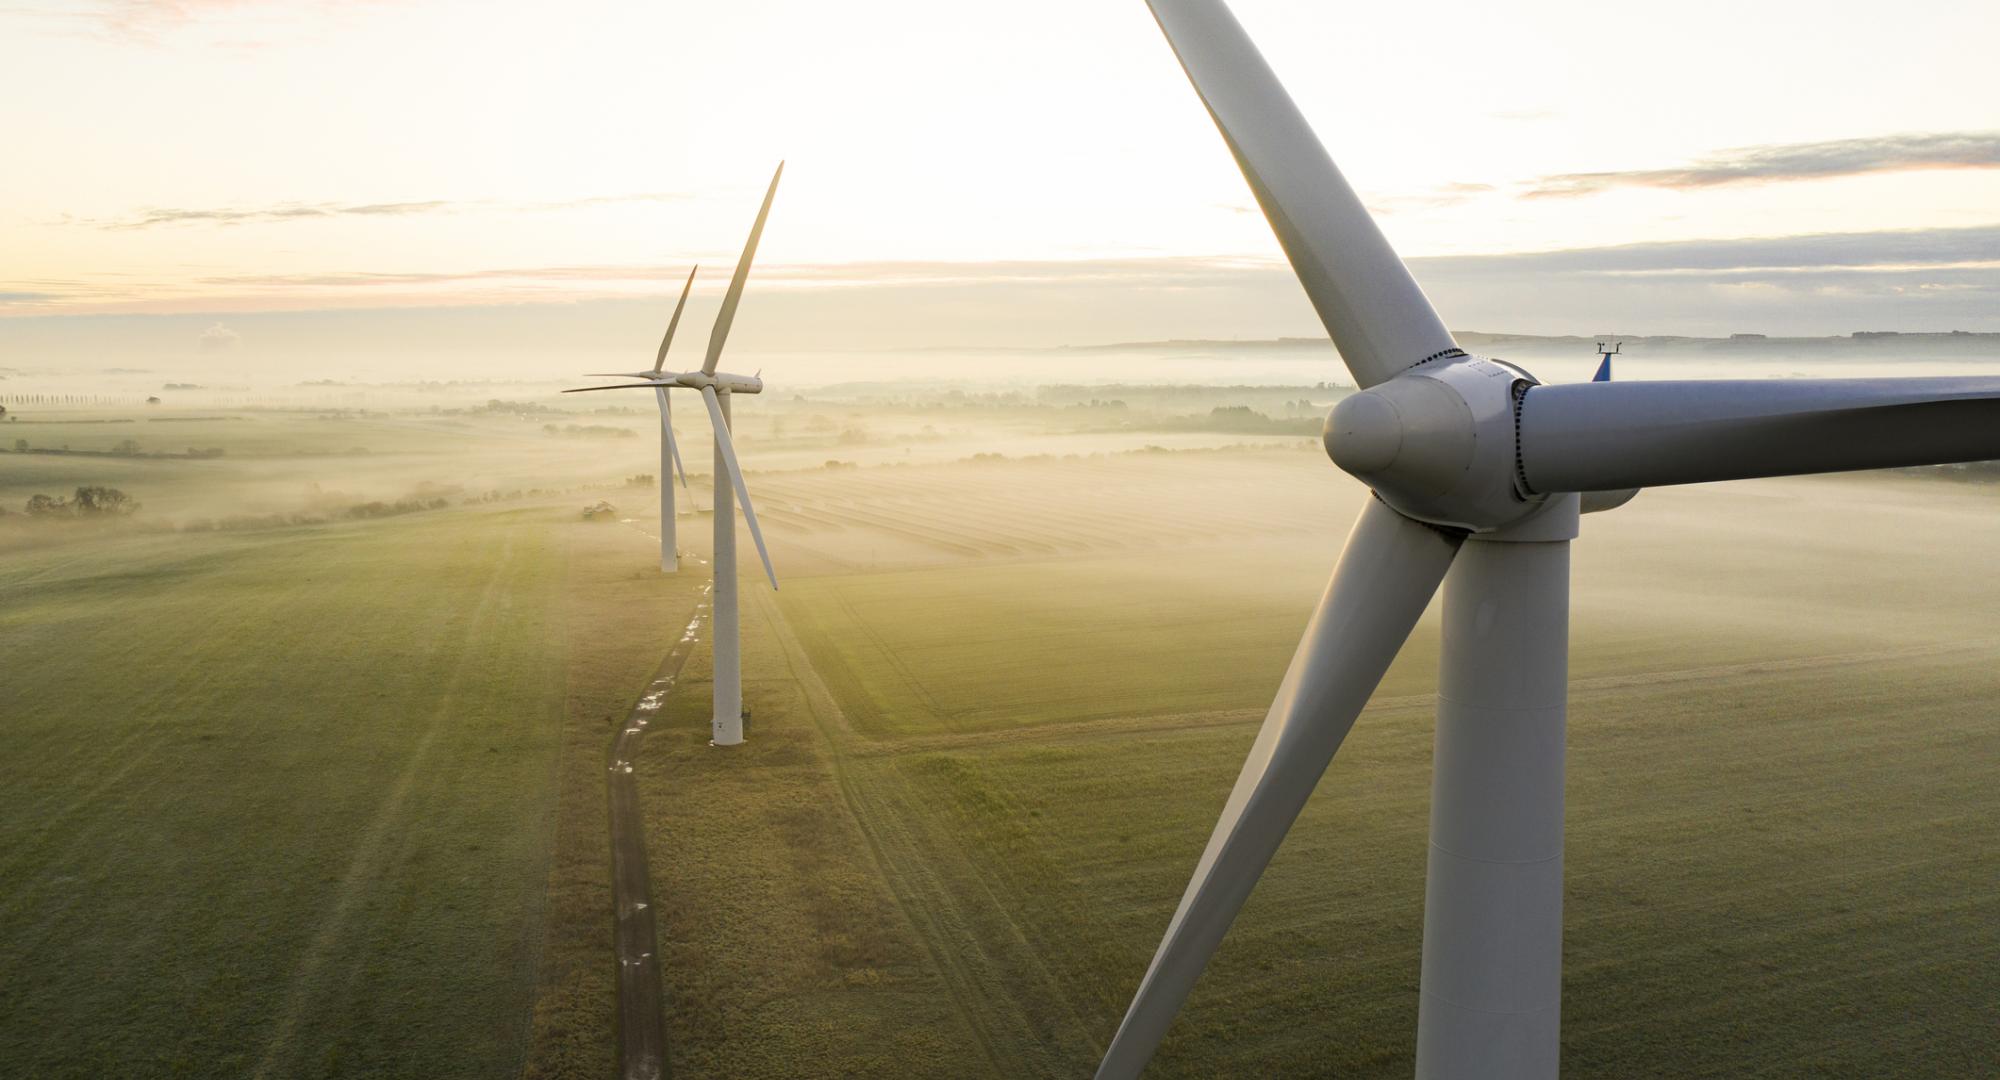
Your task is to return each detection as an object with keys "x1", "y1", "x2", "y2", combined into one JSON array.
[{"x1": 608, "y1": 588, "x2": 711, "y2": 1080}]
